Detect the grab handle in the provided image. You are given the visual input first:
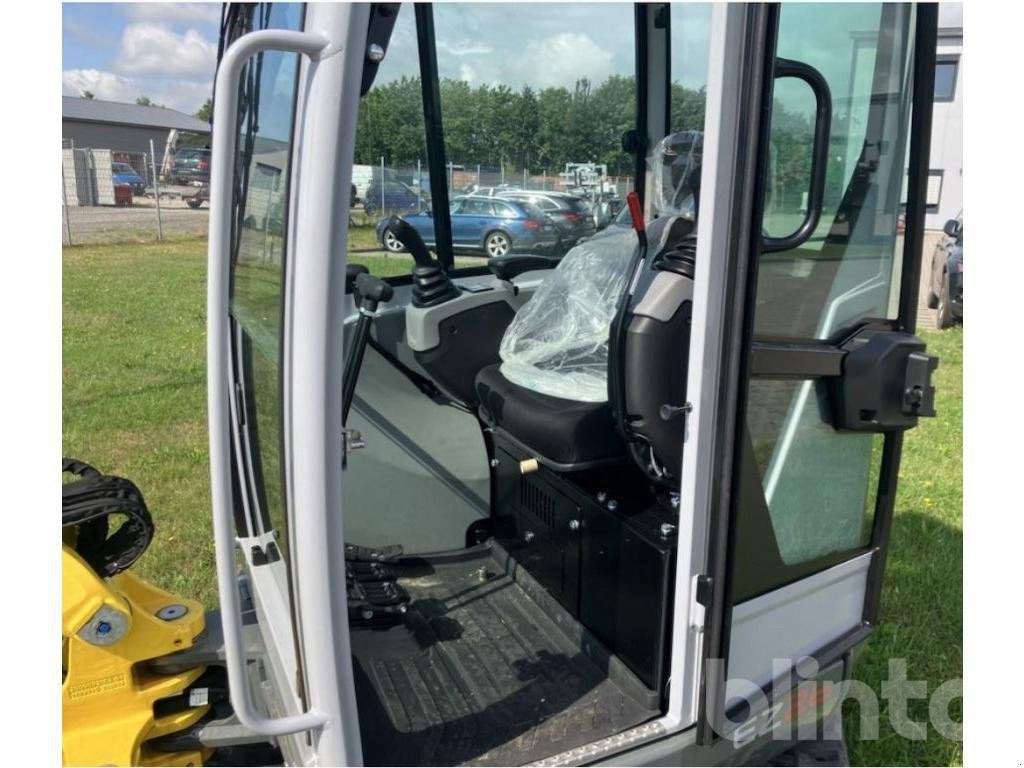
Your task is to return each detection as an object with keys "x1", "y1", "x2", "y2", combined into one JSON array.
[
  {"x1": 207, "y1": 28, "x2": 330, "y2": 738},
  {"x1": 762, "y1": 58, "x2": 833, "y2": 253}
]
